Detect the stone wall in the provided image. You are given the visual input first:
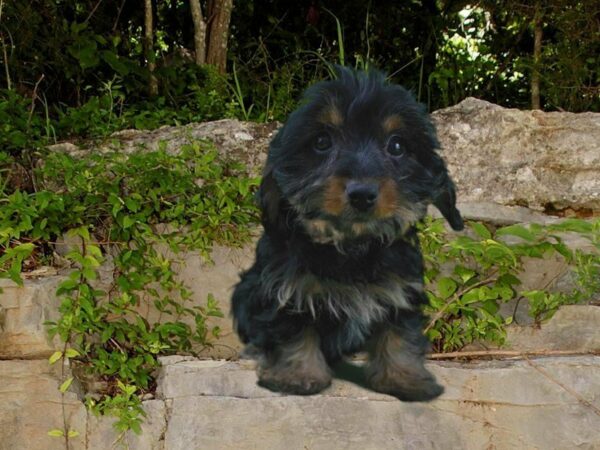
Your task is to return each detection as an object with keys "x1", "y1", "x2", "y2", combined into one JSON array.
[
  {"x1": 2, "y1": 99, "x2": 599, "y2": 449},
  {"x1": 432, "y1": 98, "x2": 600, "y2": 213}
]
